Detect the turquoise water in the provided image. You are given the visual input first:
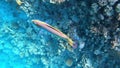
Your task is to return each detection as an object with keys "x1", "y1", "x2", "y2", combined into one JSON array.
[
  {"x1": 0, "y1": 0, "x2": 120, "y2": 68},
  {"x1": 0, "y1": 0, "x2": 45, "y2": 68},
  {"x1": 0, "y1": 0, "x2": 75, "y2": 68}
]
